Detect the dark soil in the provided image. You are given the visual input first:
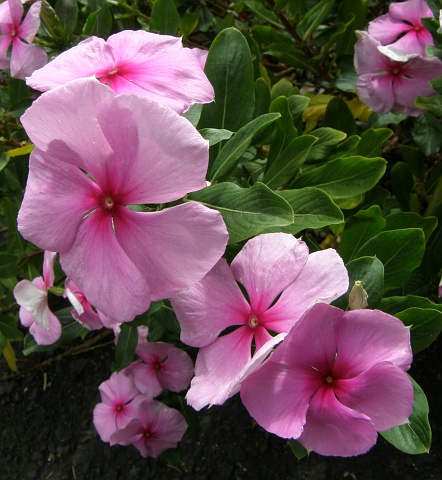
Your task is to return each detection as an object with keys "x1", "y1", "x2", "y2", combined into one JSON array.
[{"x1": 1, "y1": 336, "x2": 441, "y2": 480}]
